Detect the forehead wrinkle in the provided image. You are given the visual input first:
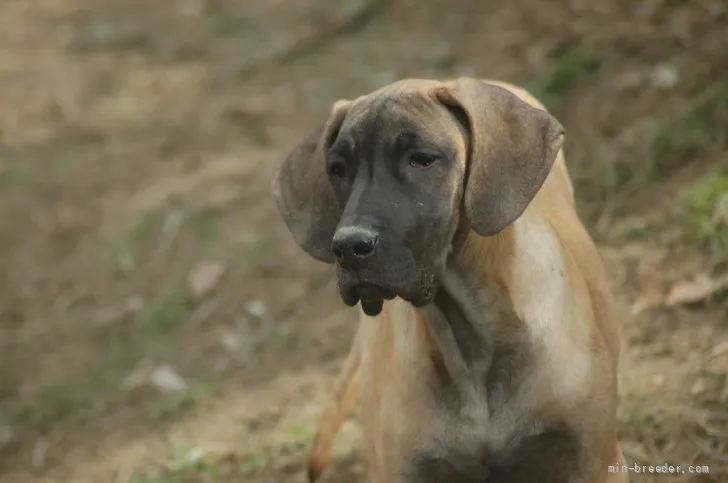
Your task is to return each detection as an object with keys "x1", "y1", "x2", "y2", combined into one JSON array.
[
  {"x1": 387, "y1": 95, "x2": 453, "y2": 144},
  {"x1": 342, "y1": 90, "x2": 451, "y2": 151},
  {"x1": 374, "y1": 94, "x2": 441, "y2": 133}
]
